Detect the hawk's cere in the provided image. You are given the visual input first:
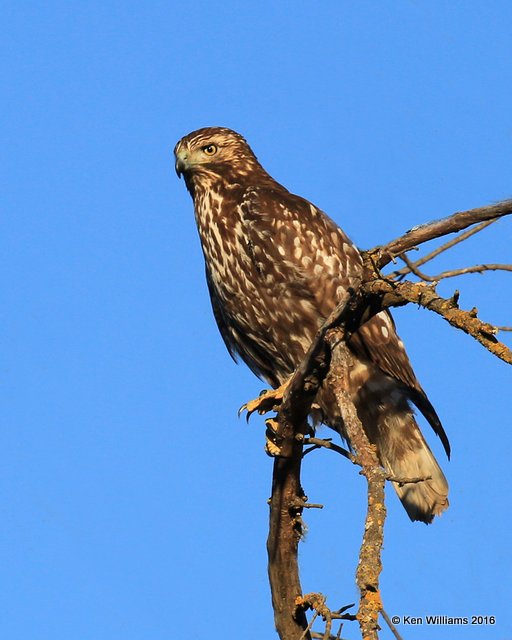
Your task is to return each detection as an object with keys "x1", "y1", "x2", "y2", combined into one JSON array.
[{"x1": 174, "y1": 127, "x2": 449, "y2": 523}]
